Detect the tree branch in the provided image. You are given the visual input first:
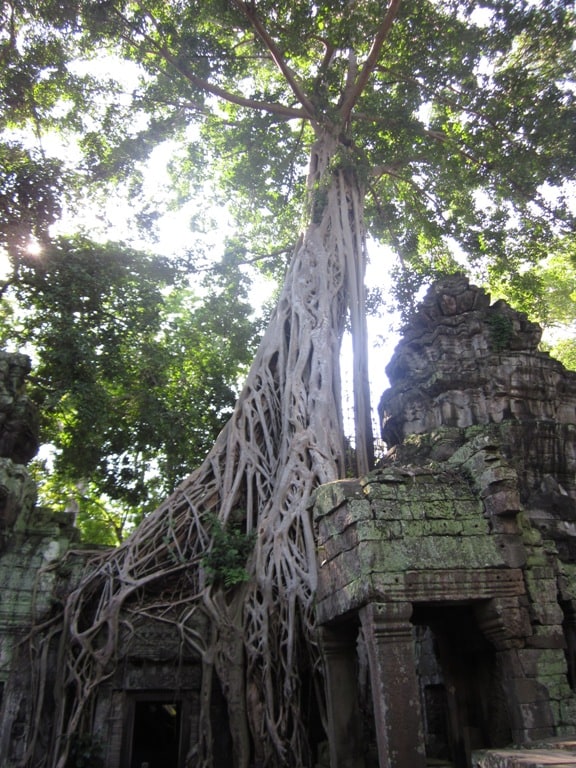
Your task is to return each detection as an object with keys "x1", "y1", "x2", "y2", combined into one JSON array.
[
  {"x1": 369, "y1": 165, "x2": 452, "y2": 234},
  {"x1": 231, "y1": 0, "x2": 318, "y2": 120},
  {"x1": 115, "y1": 4, "x2": 307, "y2": 121},
  {"x1": 337, "y1": 49, "x2": 359, "y2": 113},
  {"x1": 159, "y1": 45, "x2": 307, "y2": 120},
  {"x1": 339, "y1": 0, "x2": 402, "y2": 122},
  {"x1": 187, "y1": 246, "x2": 292, "y2": 276}
]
